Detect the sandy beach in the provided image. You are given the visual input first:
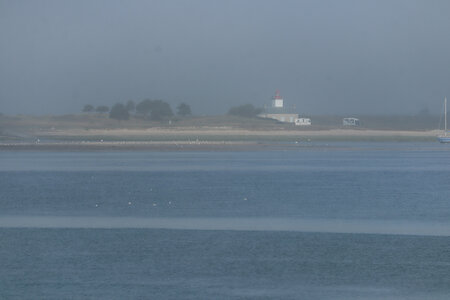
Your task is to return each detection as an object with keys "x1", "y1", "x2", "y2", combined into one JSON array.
[
  {"x1": 33, "y1": 127, "x2": 441, "y2": 138},
  {"x1": 0, "y1": 127, "x2": 441, "y2": 151}
]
